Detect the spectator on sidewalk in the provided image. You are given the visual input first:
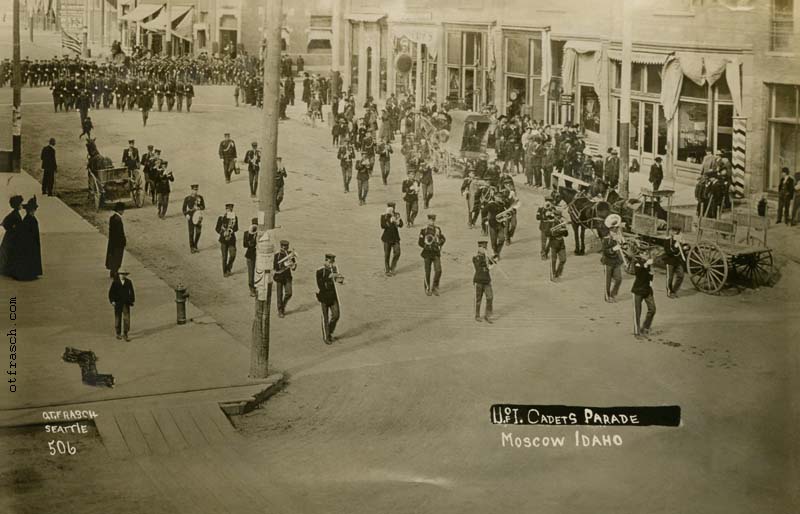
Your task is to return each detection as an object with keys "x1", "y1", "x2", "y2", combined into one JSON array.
[
  {"x1": 40, "y1": 138, "x2": 57, "y2": 196},
  {"x1": 649, "y1": 157, "x2": 664, "y2": 191},
  {"x1": 0, "y1": 195, "x2": 24, "y2": 277},
  {"x1": 777, "y1": 167, "x2": 795, "y2": 224},
  {"x1": 792, "y1": 172, "x2": 800, "y2": 226},
  {"x1": 11, "y1": 196, "x2": 42, "y2": 281},
  {"x1": 105, "y1": 202, "x2": 126, "y2": 278},
  {"x1": 108, "y1": 269, "x2": 135, "y2": 341}
]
